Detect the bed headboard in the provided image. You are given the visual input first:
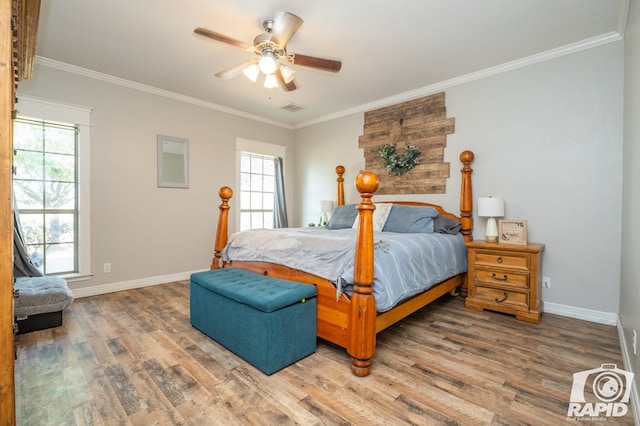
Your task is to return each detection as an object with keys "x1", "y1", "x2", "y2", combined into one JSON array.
[{"x1": 335, "y1": 150, "x2": 474, "y2": 241}]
